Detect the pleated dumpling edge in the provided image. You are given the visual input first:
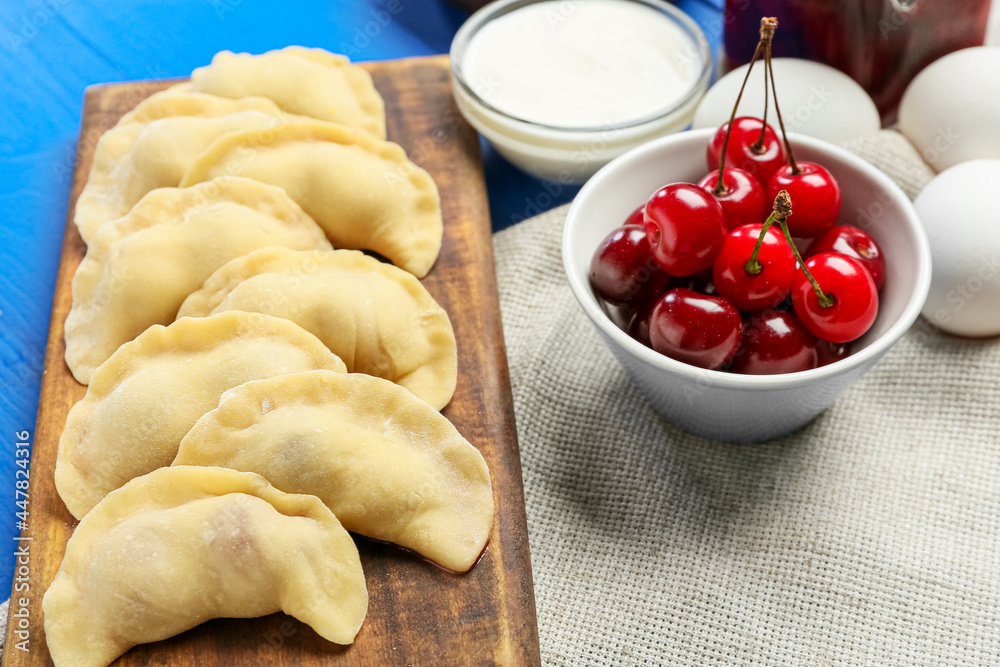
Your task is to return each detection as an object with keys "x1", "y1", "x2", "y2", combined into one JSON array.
[
  {"x1": 74, "y1": 90, "x2": 291, "y2": 243},
  {"x1": 64, "y1": 177, "x2": 332, "y2": 385},
  {"x1": 177, "y1": 247, "x2": 457, "y2": 410},
  {"x1": 172, "y1": 46, "x2": 386, "y2": 139},
  {"x1": 174, "y1": 369, "x2": 494, "y2": 573},
  {"x1": 179, "y1": 119, "x2": 442, "y2": 278},
  {"x1": 44, "y1": 466, "x2": 368, "y2": 667},
  {"x1": 56, "y1": 311, "x2": 347, "y2": 520}
]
